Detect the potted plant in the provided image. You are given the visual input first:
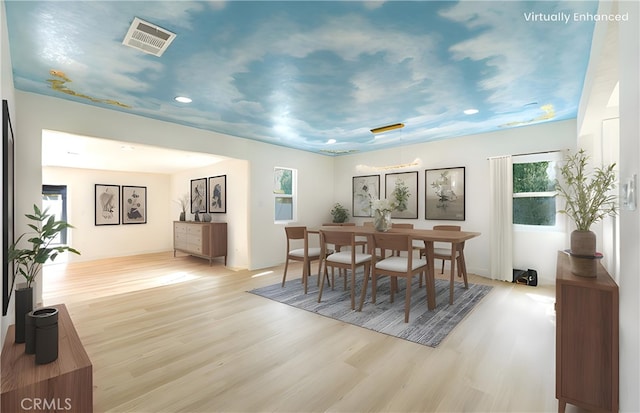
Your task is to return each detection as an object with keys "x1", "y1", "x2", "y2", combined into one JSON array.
[
  {"x1": 175, "y1": 193, "x2": 189, "y2": 221},
  {"x1": 555, "y1": 149, "x2": 617, "y2": 276},
  {"x1": 330, "y1": 203, "x2": 349, "y2": 223},
  {"x1": 7, "y1": 204, "x2": 80, "y2": 342}
]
